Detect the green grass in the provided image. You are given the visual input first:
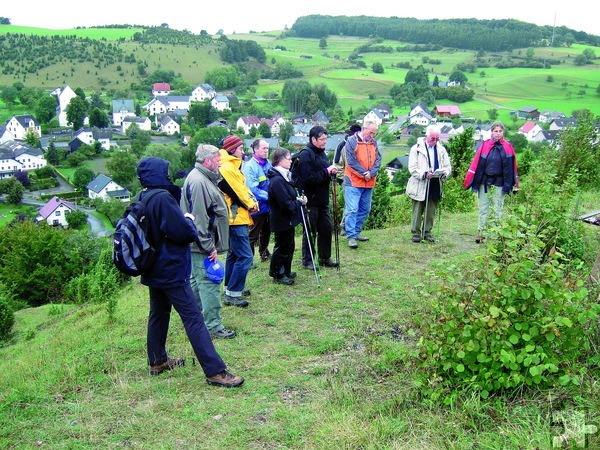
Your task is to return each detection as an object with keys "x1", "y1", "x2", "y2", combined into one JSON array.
[
  {"x1": 1, "y1": 187, "x2": 598, "y2": 448},
  {"x1": 0, "y1": 26, "x2": 599, "y2": 125},
  {"x1": 0, "y1": 24, "x2": 142, "y2": 40}
]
